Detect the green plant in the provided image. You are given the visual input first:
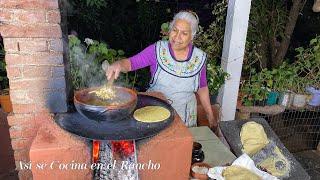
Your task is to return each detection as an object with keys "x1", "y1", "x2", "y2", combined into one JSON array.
[
  {"x1": 256, "y1": 64, "x2": 295, "y2": 92},
  {"x1": 271, "y1": 62, "x2": 296, "y2": 92},
  {"x1": 193, "y1": 0, "x2": 227, "y2": 62},
  {"x1": 207, "y1": 63, "x2": 229, "y2": 95},
  {"x1": 244, "y1": 0, "x2": 289, "y2": 70},
  {"x1": 291, "y1": 76, "x2": 308, "y2": 94},
  {"x1": 84, "y1": 0, "x2": 106, "y2": 7},
  {"x1": 285, "y1": 35, "x2": 320, "y2": 94},
  {"x1": 67, "y1": 0, "x2": 107, "y2": 36},
  {"x1": 239, "y1": 69, "x2": 269, "y2": 106},
  {"x1": 193, "y1": 0, "x2": 230, "y2": 95},
  {"x1": 68, "y1": 35, "x2": 134, "y2": 90},
  {"x1": 240, "y1": 62, "x2": 298, "y2": 106},
  {"x1": 160, "y1": 22, "x2": 169, "y2": 41}
]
